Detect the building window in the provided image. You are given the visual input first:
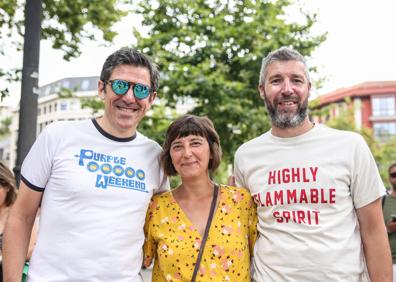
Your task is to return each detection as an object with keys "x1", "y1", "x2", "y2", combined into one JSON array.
[
  {"x1": 81, "y1": 79, "x2": 90, "y2": 90},
  {"x1": 62, "y1": 80, "x2": 71, "y2": 89},
  {"x1": 372, "y1": 96, "x2": 396, "y2": 116},
  {"x1": 49, "y1": 104, "x2": 52, "y2": 113},
  {"x1": 60, "y1": 101, "x2": 68, "y2": 111},
  {"x1": 70, "y1": 100, "x2": 79, "y2": 110},
  {"x1": 373, "y1": 122, "x2": 396, "y2": 139},
  {"x1": 44, "y1": 86, "x2": 51, "y2": 95}
]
